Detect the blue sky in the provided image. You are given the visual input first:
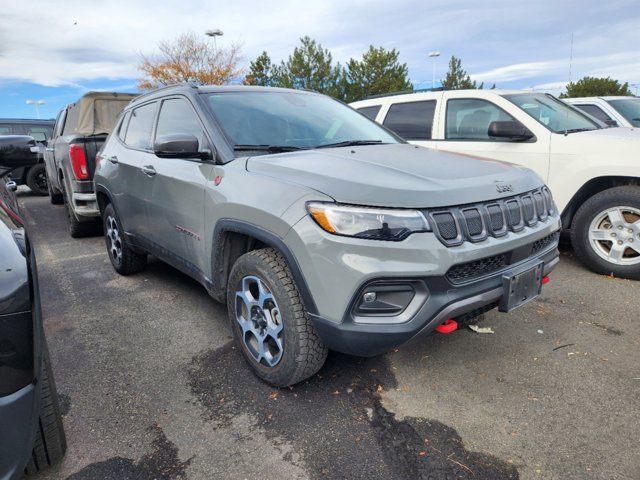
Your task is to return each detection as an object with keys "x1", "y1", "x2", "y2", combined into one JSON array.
[{"x1": 2, "y1": 0, "x2": 639, "y2": 119}]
